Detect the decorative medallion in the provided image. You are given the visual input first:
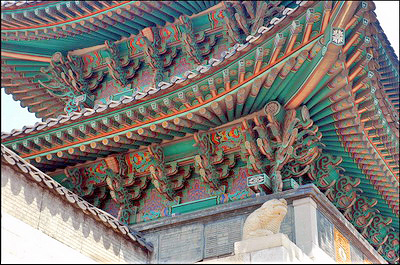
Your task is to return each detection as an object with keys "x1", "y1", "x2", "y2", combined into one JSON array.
[{"x1": 331, "y1": 28, "x2": 345, "y2": 46}]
